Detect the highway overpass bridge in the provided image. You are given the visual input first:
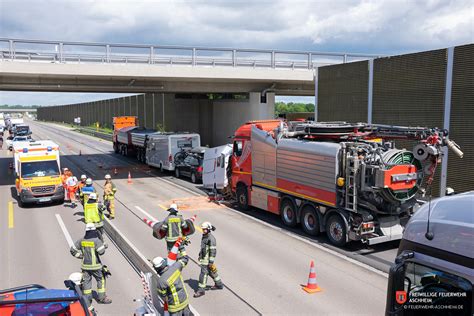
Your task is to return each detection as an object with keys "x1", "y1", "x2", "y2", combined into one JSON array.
[
  {"x1": 2, "y1": 38, "x2": 377, "y2": 145},
  {"x1": 0, "y1": 38, "x2": 378, "y2": 95}
]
